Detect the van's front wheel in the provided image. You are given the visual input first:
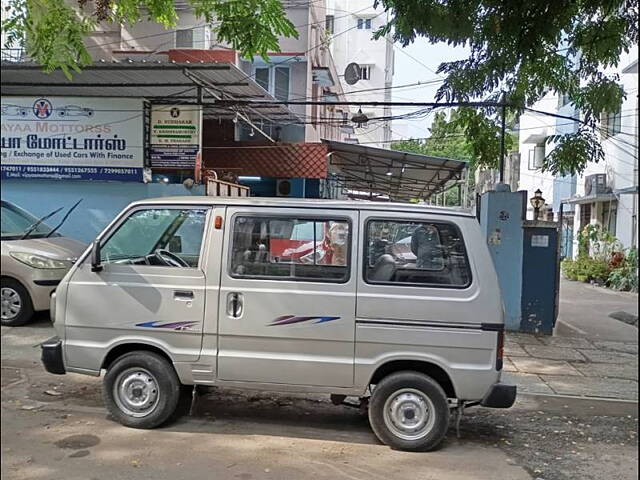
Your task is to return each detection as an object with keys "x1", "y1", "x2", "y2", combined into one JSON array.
[
  {"x1": 368, "y1": 371, "x2": 449, "y2": 451},
  {"x1": 103, "y1": 351, "x2": 181, "y2": 429}
]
